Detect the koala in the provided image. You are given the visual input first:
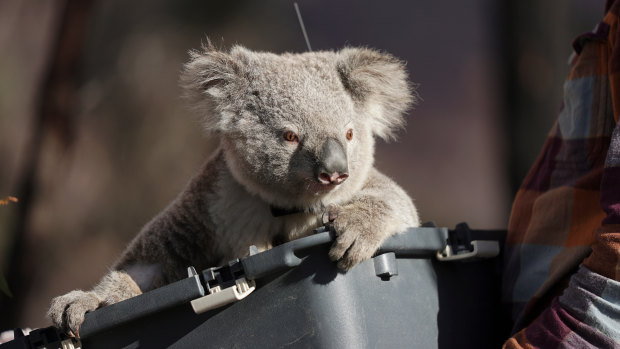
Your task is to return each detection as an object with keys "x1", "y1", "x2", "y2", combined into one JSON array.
[{"x1": 48, "y1": 43, "x2": 420, "y2": 336}]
